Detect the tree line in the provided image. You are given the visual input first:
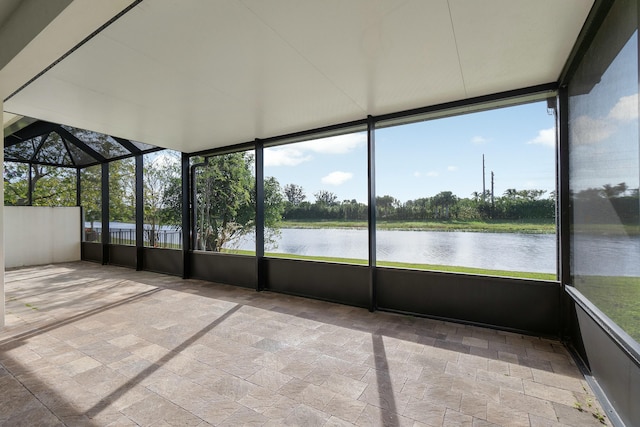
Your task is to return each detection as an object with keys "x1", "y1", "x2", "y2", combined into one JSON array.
[
  {"x1": 8, "y1": 149, "x2": 638, "y2": 253},
  {"x1": 282, "y1": 184, "x2": 555, "y2": 222},
  {"x1": 572, "y1": 183, "x2": 639, "y2": 225}
]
